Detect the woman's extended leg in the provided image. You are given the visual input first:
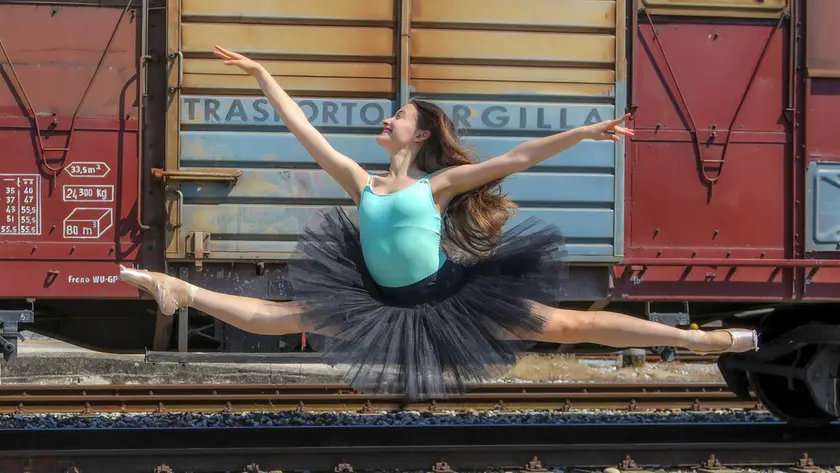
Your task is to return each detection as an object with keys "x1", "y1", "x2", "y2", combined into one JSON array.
[
  {"x1": 526, "y1": 302, "x2": 757, "y2": 353},
  {"x1": 118, "y1": 265, "x2": 309, "y2": 336}
]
